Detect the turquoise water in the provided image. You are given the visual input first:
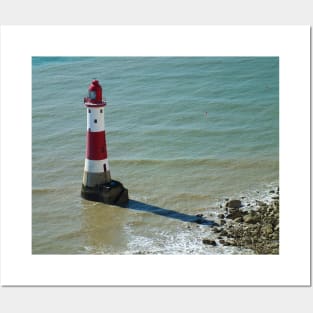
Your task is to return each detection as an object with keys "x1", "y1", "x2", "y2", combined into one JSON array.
[{"x1": 32, "y1": 57, "x2": 279, "y2": 254}]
